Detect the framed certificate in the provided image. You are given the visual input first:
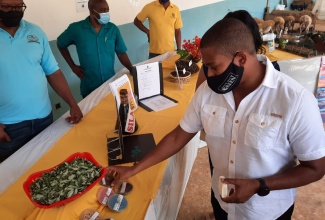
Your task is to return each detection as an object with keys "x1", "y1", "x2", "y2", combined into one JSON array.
[{"x1": 133, "y1": 62, "x2": 177, "y2": 112}]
